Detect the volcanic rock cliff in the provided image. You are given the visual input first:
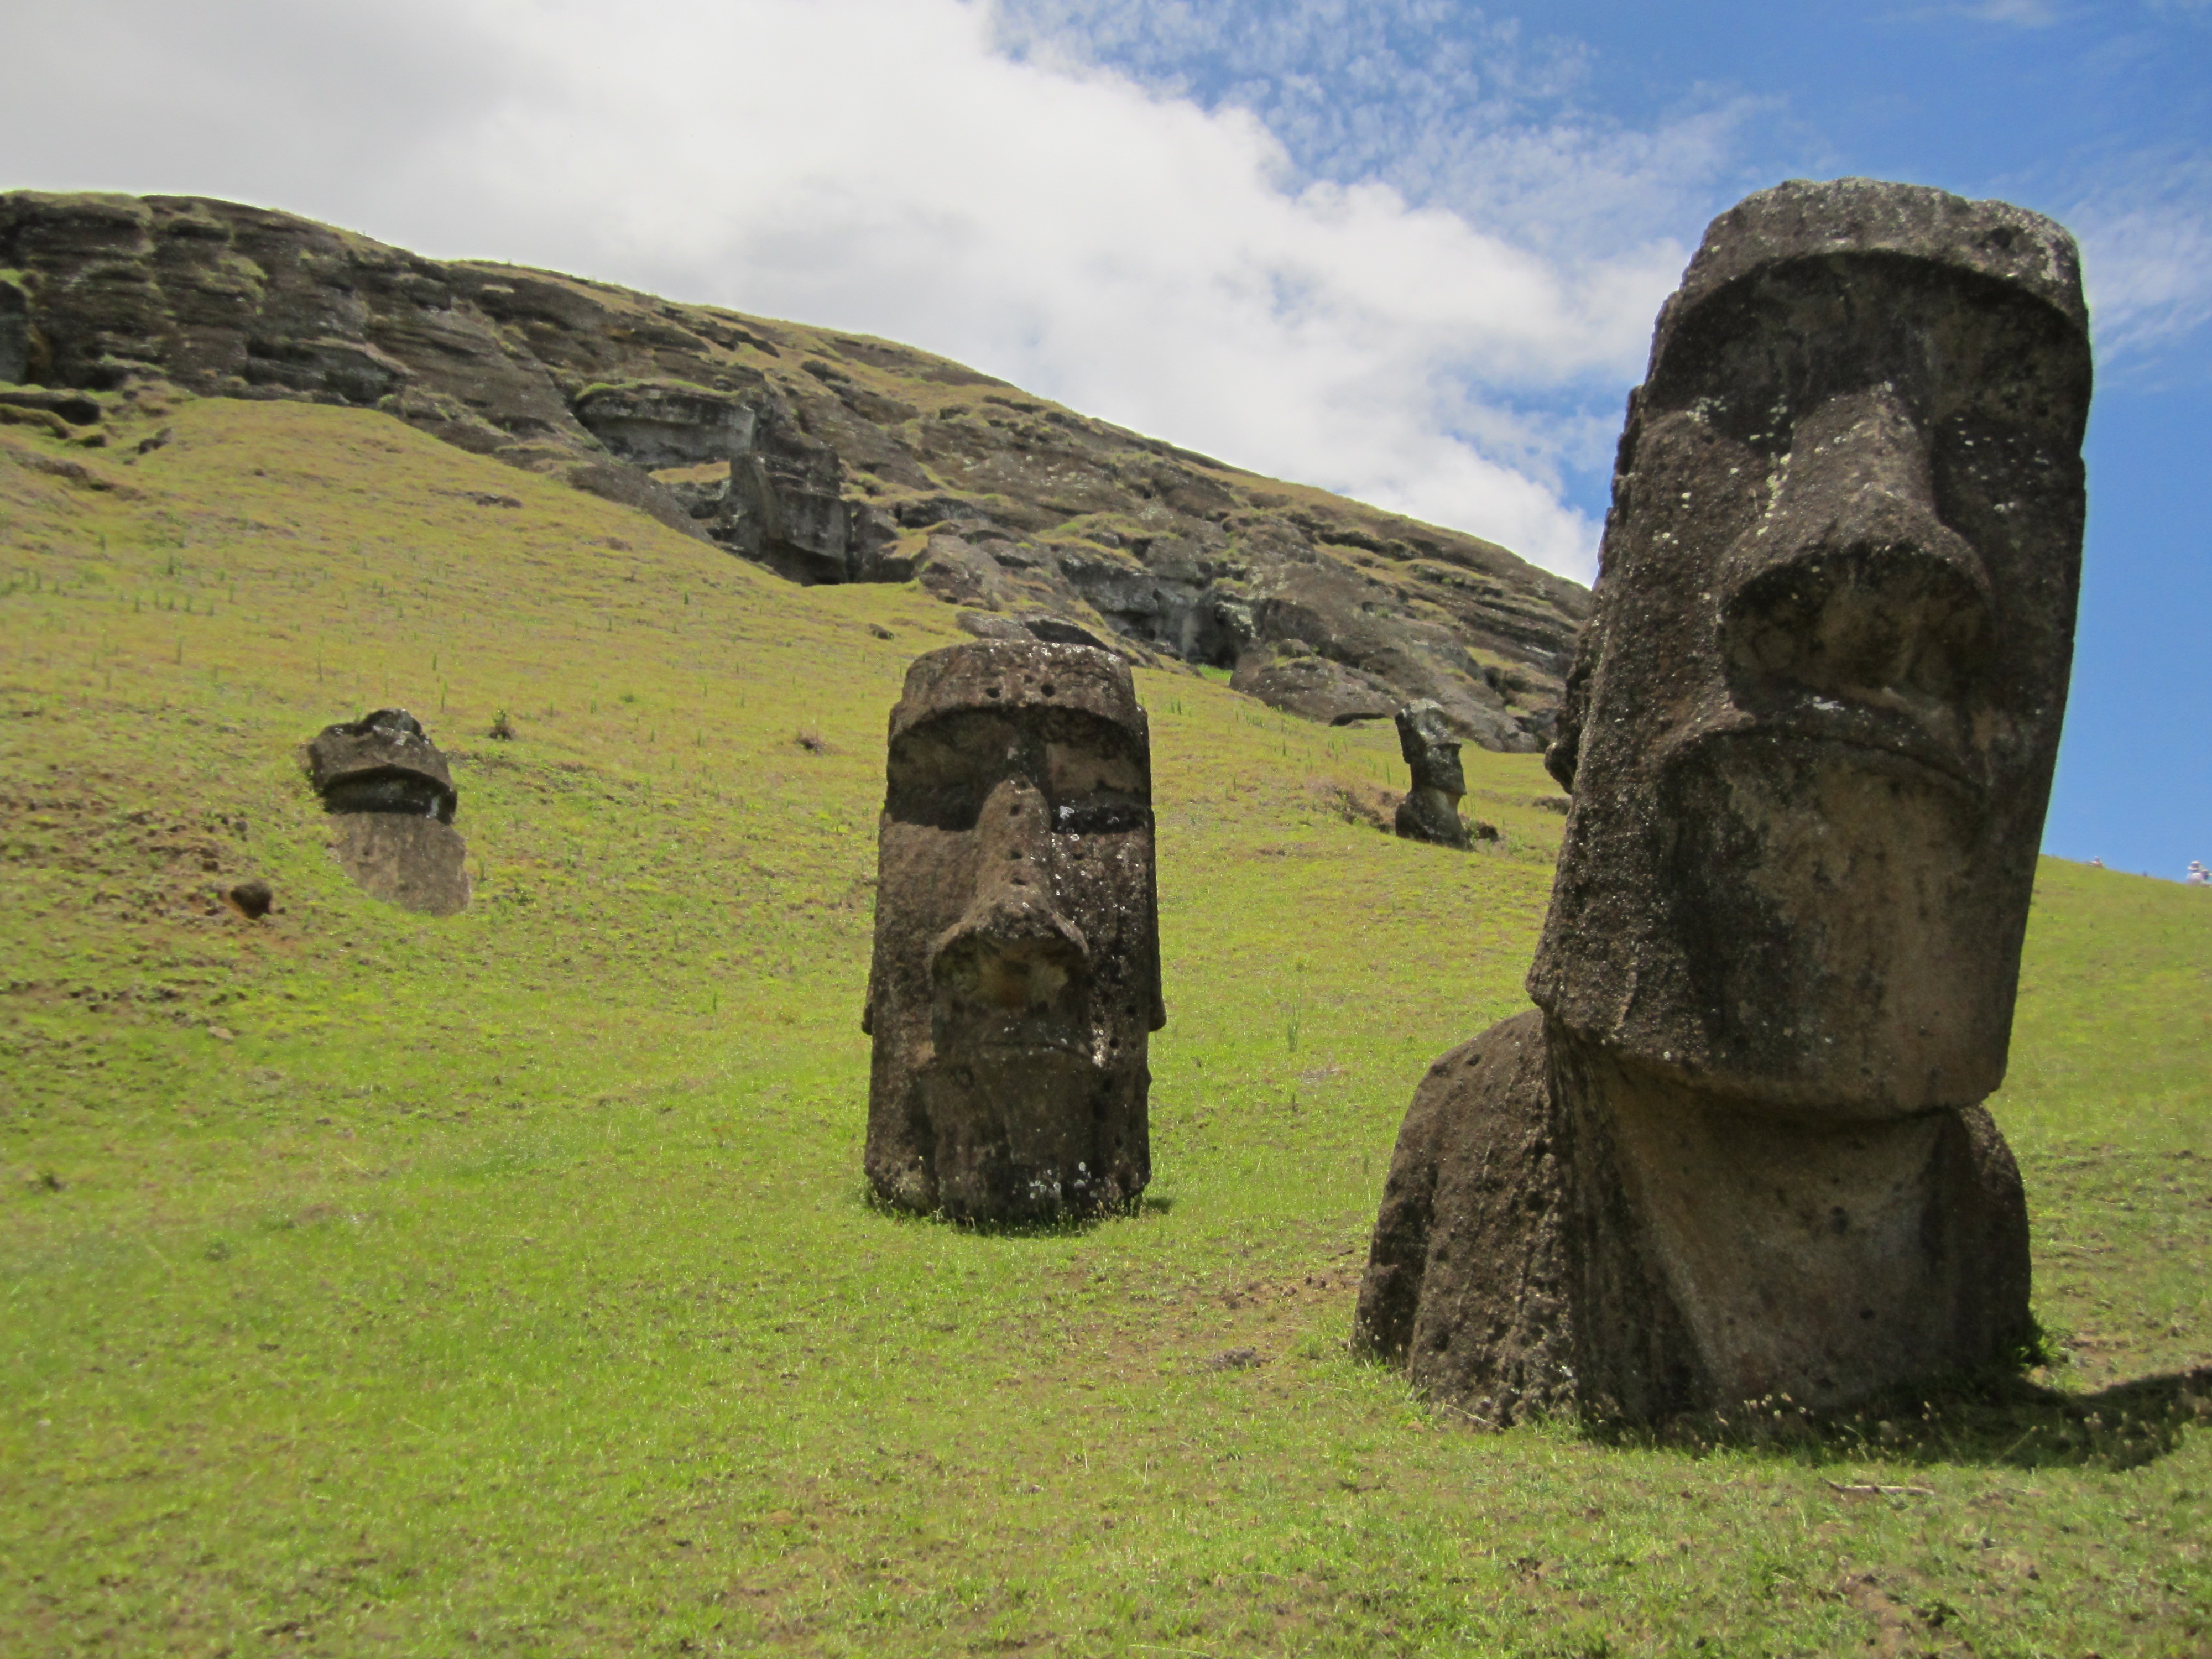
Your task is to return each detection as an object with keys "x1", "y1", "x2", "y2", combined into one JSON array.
[{"x1": 0, "y1": 190, "x2": 1589, "y2": 748}]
